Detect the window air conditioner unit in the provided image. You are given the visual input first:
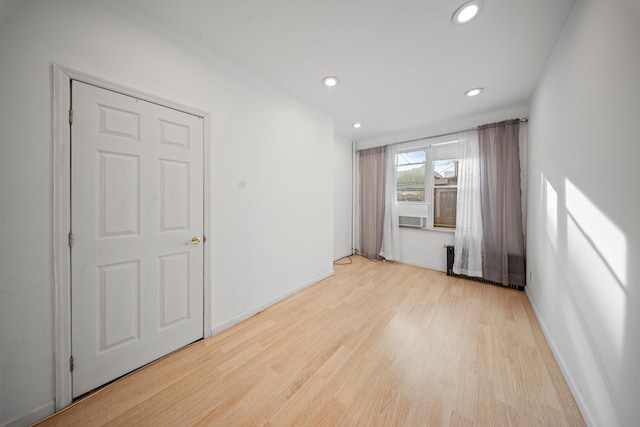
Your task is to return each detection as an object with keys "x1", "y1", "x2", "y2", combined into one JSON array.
[{"x1": 399, "y1": 216, "x2": 427, "y2": 228}]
